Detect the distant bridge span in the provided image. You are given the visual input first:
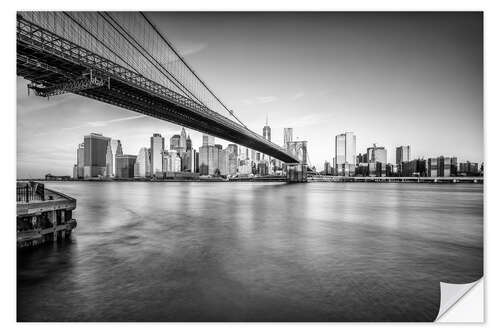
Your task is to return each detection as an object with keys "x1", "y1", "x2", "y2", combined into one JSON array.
[{"x1": 16, "y1": 12, "x2": 300, "y2": 164}]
